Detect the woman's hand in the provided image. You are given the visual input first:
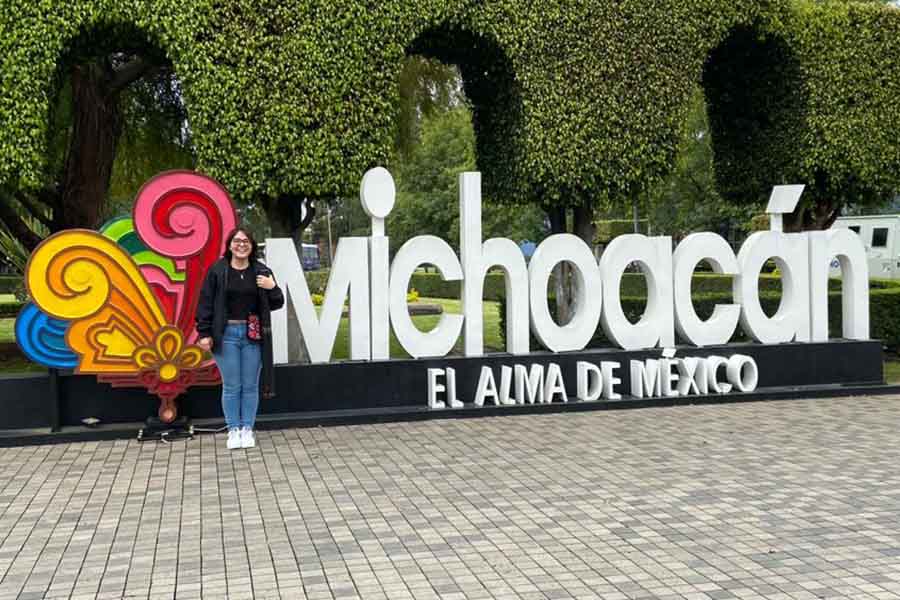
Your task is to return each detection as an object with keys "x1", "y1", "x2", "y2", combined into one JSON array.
[
  {"x1": 256, "y1": 274, "x2": 276, "y2": 290},
  {"x1": 197, "y1": 337, "x2": 213, "y2": 352}
]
